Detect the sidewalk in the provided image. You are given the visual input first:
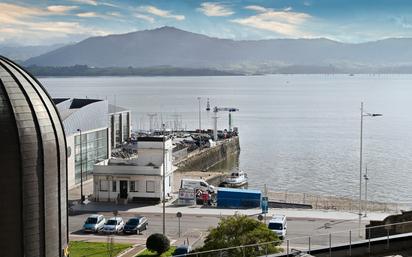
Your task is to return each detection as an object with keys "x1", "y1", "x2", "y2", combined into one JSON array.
[{"x1": 72, "y1": 201, "x2": 394, "y2": 221}]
